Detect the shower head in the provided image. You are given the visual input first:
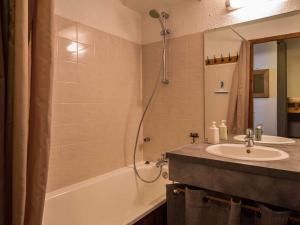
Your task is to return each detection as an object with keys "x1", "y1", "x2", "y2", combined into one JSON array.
[
  {"x1": 149, "y1": 9, "x2": 170, "y2": 36},
  {"x1": 149, "y1": 9, "x2": 160, "y2": 19}
]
